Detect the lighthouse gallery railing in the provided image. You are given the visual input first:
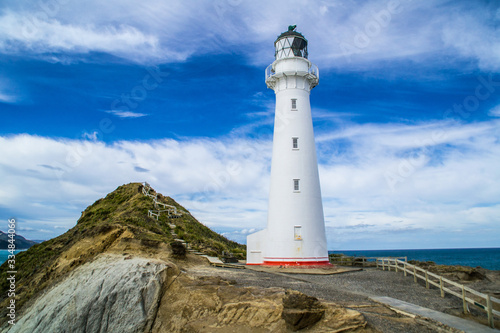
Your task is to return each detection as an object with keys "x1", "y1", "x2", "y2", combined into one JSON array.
[{"x1": 265, "y1": 63, "x2": 319, "y2": 81}]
